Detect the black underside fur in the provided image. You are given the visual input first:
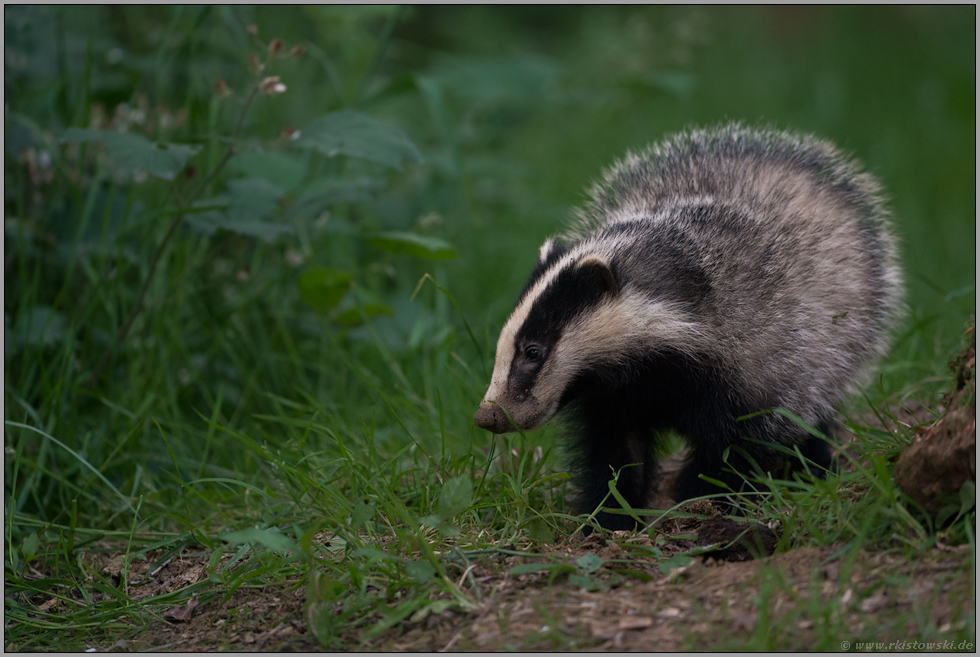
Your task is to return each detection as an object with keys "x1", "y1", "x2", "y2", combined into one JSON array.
[{"x1": 560, "y1": 350, "x2": 835, "y2": 532}]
